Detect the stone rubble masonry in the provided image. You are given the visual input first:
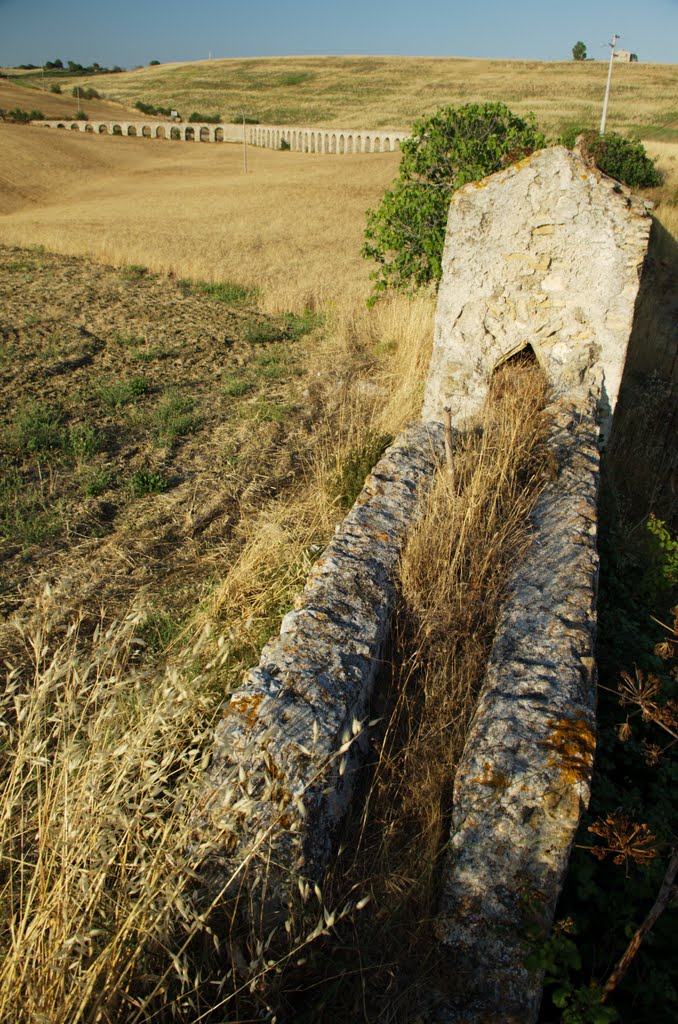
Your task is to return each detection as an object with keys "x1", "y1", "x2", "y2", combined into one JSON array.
[
  {"x1": 196, "y1": 424, "x2": 445, "y2": 912},
  {"x1": 423, "y1": 146, "x2": 652, "y2": 432},
  {"x1": 433, "y1": 385, "x2": 601, "y2": 1023},
  {"x1": 196, "y1": 144, "x2": 652, "y2": 1018}
]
